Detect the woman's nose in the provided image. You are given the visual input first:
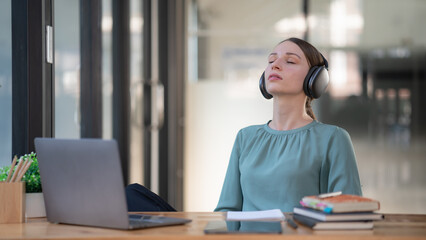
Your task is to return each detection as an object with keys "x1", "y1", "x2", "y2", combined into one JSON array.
[{"x1": 271, "y1": 58, "x2": 281, "y2": 70}]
